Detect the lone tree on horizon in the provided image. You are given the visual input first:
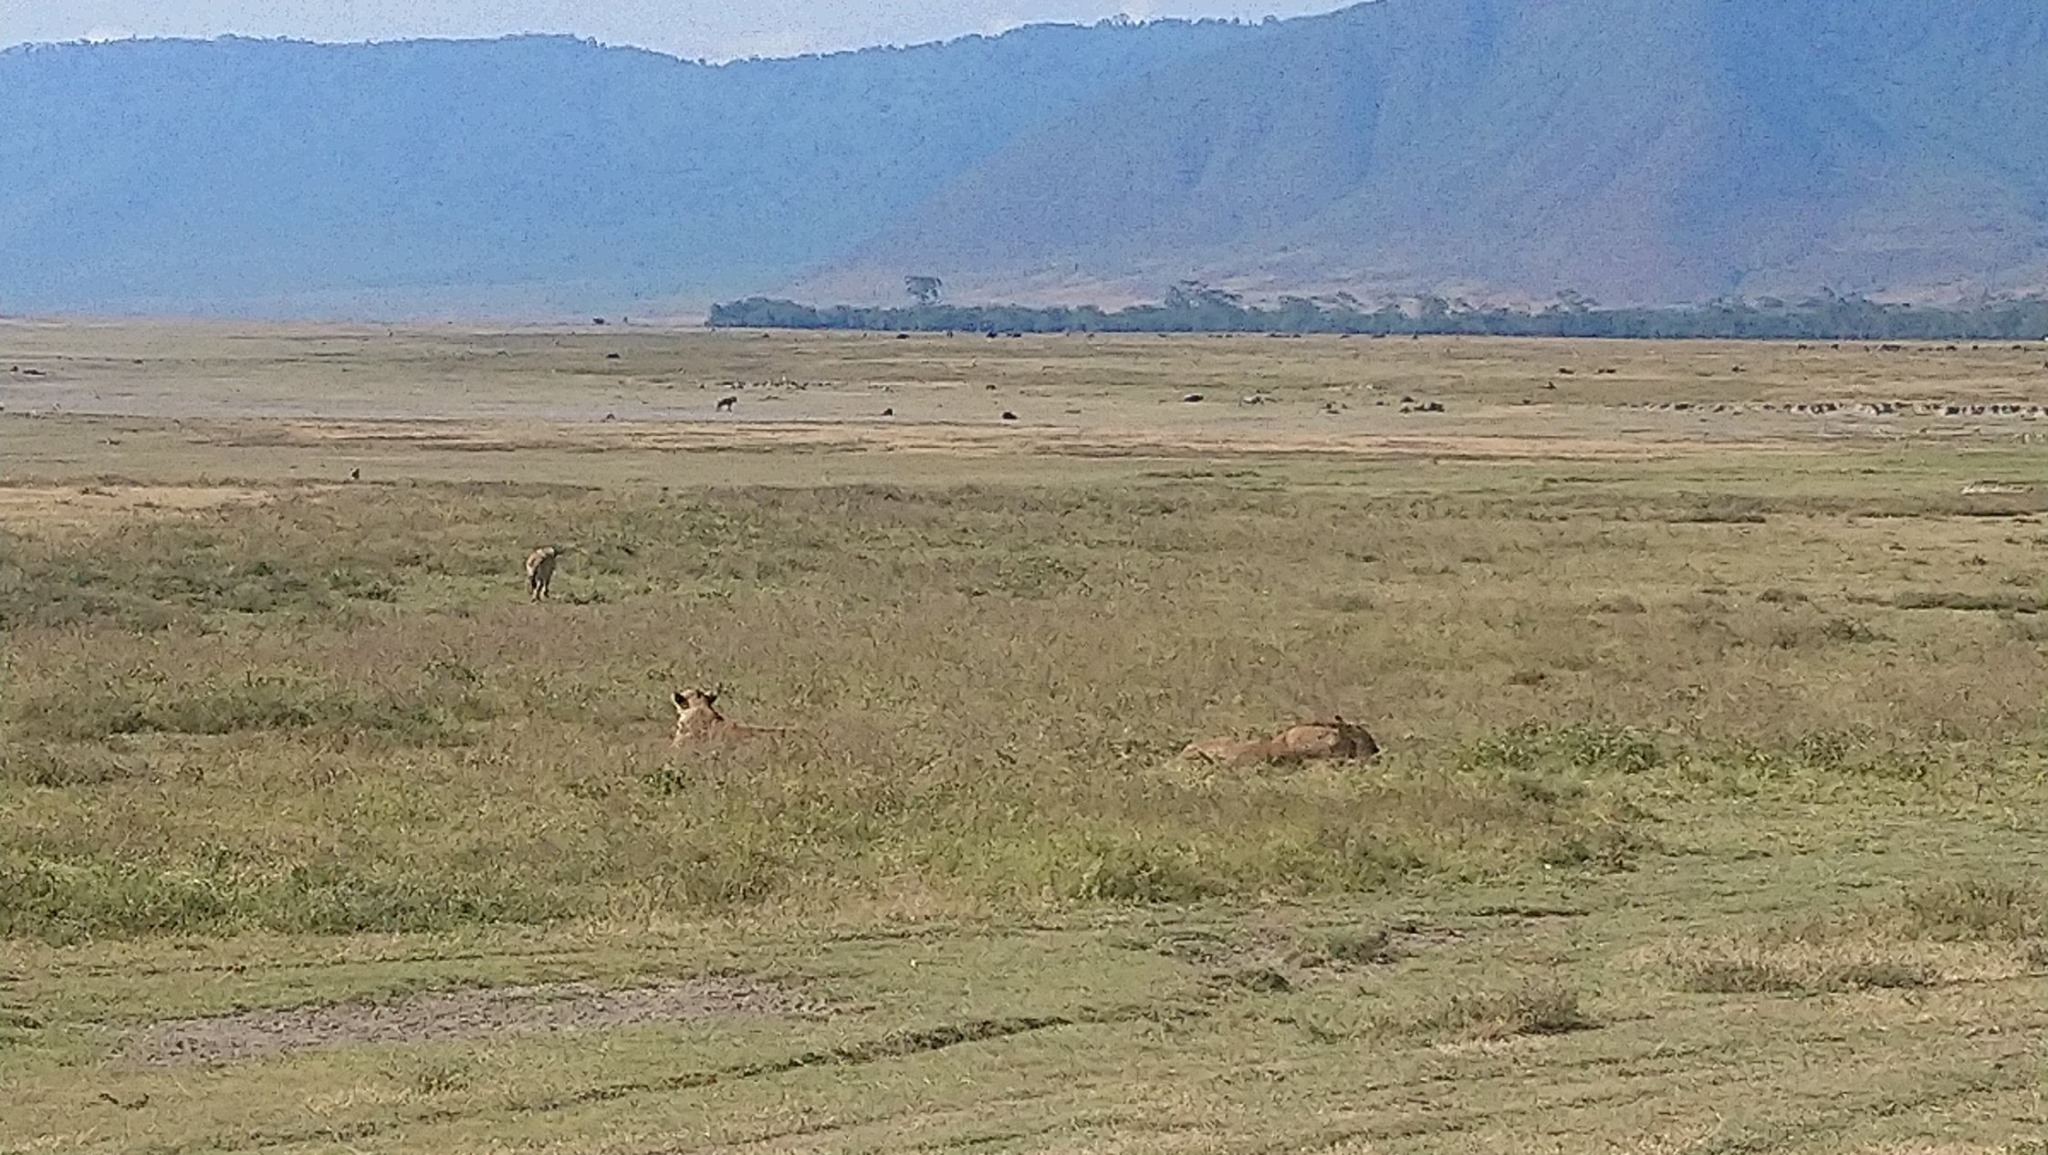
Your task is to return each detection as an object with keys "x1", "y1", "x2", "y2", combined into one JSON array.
[{"x1": 904, "y1": 275, "x2": 943, "y2": 306}]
